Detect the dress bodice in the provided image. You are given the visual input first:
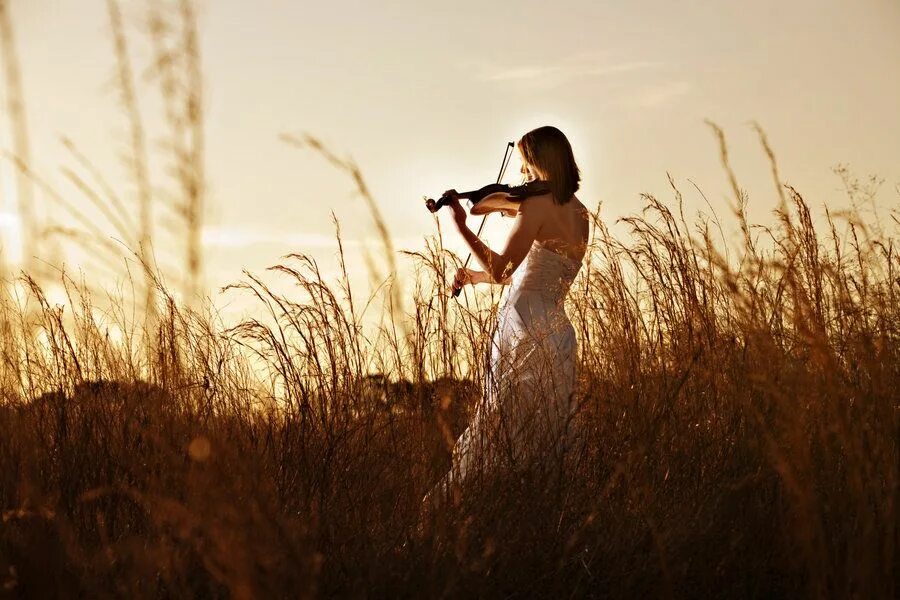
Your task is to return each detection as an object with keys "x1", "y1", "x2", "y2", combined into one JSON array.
[{"x1": 509, "y1": 243, "x2": 582, "y2": 302}]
